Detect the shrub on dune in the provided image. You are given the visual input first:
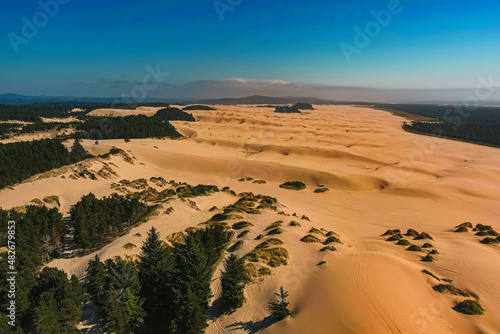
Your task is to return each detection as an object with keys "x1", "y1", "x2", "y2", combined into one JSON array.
[
  {"x1": 324, "y1": 236, "x2": 342, "y2": 245},
  {"x1": 480, "y1": 237, "x2": 499, "y2": 244},
  {"x1": 267, "y1": 228, "x2": 284, "y2": 235},
  {"x1": 228, "y1": 240, "x2": 244, "y2": 252},
  {"x1": 415, "y1": 232, "x2": 434, "y2": 241},
  {"x1": 433, "y1": 284, "x2": 470, "y2": 297},
  {"x1": 422, "y1": 269, "x2": 440, "y2": 281},
  {"x1": 265, "y1": 221, "x2": 284, "y2": 231},
  {"x1": 255, "y1": 234, "x2": 264, "y2": 240},
  {"x1": 237, "y1": 230, "x2": 251, "y2": 238},
  {"x1": 456, "y1": 222, "x2": 473, "y2": 229},
  {"x1": 454, "y1": 226, "x2": 469, "y2": 233},
  {"x1": 406, "y1": 245, "x2": 423, "y2": 252},
  {"x1": 314, "y1": 187, "x2": 329, "y2": 193},
  {"x1": 396, "y1": 239, "x2": 411, "y2": 246},
  {"x1": 406, "y1": 229, "x2": 420, "y2": 237},
  {"x1": 429, "y1": 249, "x2": 439, "y2": 254},
  {"x1": 300, "y1": 235, "x2": 322, "y2": 243},
  {"x1": 256, "y1": 238, "x2": 284, "y2": 249},
  {"x1": 232, "y1": 221, "x2": 254, "y2": 230},
  {"x1": 289, "y1": 221, "x2": 301, "y2": 227},
  {"x1": 320, "y1": 246, "x2": 337, "y2": 252},
  {"x1": 422, "y1": 243, "x2": 434, "y2": 248},
  {"x1": 279, "y1": 181, "x2": 306, "y2": 190},
  {"x1": 317, "y1": 261, "x2": 327, "y2": 266},
  {"x1": 386, "y1": 234, "x2": 403, "y2": 241},
  {"x1": 454, "y1": 300, "x2": 485, "y2": 315},
  {"x1": 421, "y1": 255, "x2": 434, "y2": 262},
  {"x1": 244, "y1": 247, "x2": 289, "y2": 267}
]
